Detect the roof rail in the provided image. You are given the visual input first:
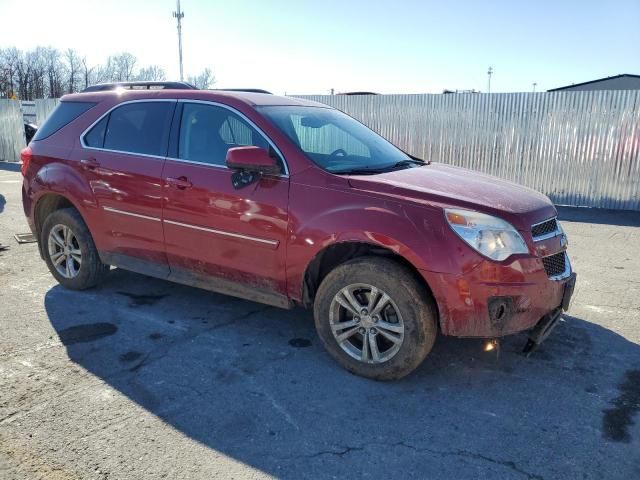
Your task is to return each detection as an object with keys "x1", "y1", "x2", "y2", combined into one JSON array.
[
  {"x1": 214, "y1": 88, "x2": 273, "y2": 94},
  {"x1": 81, "y1": 81, "x2": 198, "y2": 93},
  {"x1": 337, "y1": 91, "x2": 379, "y2": 96}
]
